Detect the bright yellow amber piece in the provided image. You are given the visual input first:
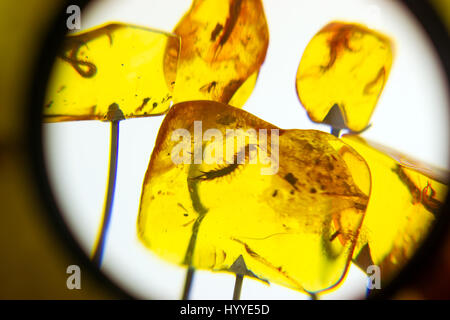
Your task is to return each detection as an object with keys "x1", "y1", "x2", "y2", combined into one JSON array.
[
  {"x1": 343, "y1": 135, "x2": 448, "y2": 283},
  {"x1": 44, "y1": 23, "x2": 180, "y2": 122},
  {"x1": 167, "y1": 0, "x2": 269, "y2": 107},
  {"x1": 296, "y1": 22, "x2": 393, "y2": 132},
  {"x1": 138, "y1": 100, "x2": 371, "y2": 293}
]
